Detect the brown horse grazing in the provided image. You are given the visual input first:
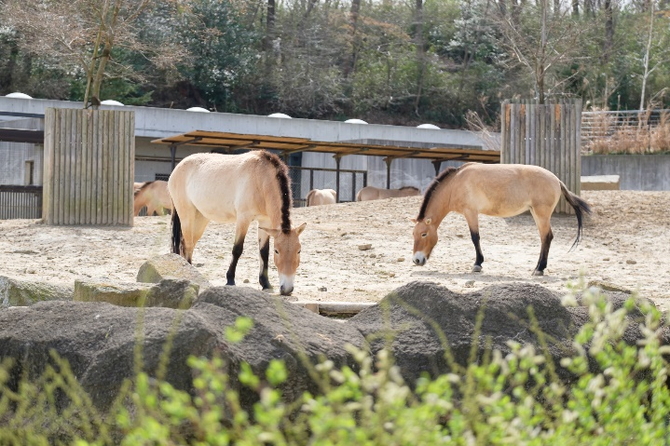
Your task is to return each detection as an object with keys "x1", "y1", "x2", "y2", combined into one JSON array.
[
  {"x1": 134, "y1": 180, "x2": 173, "y2": 216},
  {"x1": 412, "y1": 163, "x2": 591, "y2": 276},
  {"x1": 306, "y1": 188, "x2": 337, "y2": 206},
  {"x1": 356, "y1": 185, "x2": 421, "y2": 201},
  {"x1": 168, "y1": 150, "x2": 306, "y2": 295}
]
